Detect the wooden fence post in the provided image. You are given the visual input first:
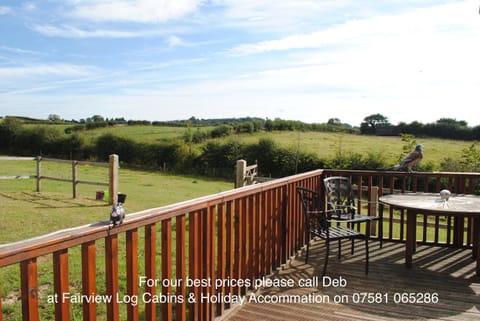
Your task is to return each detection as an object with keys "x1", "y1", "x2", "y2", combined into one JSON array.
[
  {"x1": 109, "y1": 154, "x2": 119, "y2": 205},
  {"x1": 72, "y1": 161, "x2": 78, "y2": 199},
  {"x1": 36, "y1": 156, "x2": 41, "y2": 193},
  {"x1": 235, "y1": 160, "x2": 246, "y2": 188}
]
